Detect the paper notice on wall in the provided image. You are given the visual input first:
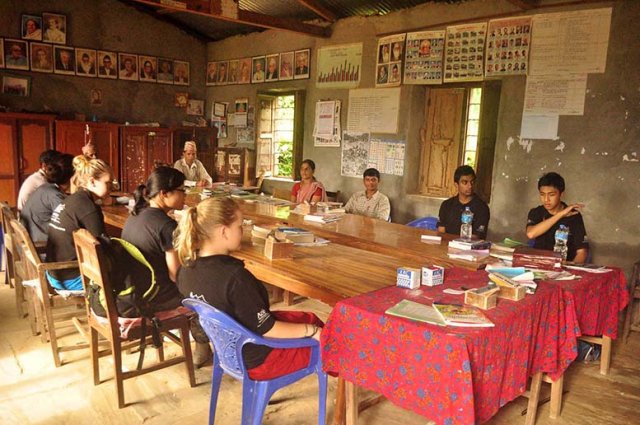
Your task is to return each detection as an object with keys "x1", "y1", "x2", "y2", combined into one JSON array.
[
  {"x1": 443, "y1": 22, "x2": 487, "y2": 83},
  {"x1": 404, "y1": 30, "x2": 445, "y2": 85},
  {"x1": 347, "y1": 88, "x2": 400, "y2": 134},
  {"x1": 368, "y1": 138, "x2": 406, "y2": 176},
  {"x1": 520, "y1": 113, "x2": 559, "y2": 139},
  {"x1": 485, "y1": 16, "x2": 532, "y2": 77},
  {"x1": 341, "y1": 132, "x2": 370, "y2": 177},
  {"x1": 523, "y1": 74, "x2": 587, "y2": 115},
  {"x1": 314, "y1": 100, "x2": 341, "y2": 147},
  {"x1": 529, "y1": 8, "x2": 611, "y2": 75}
]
